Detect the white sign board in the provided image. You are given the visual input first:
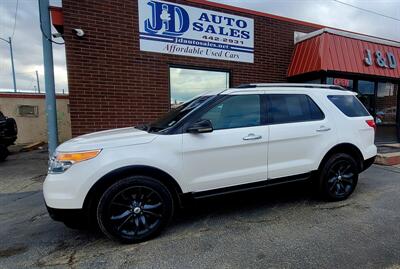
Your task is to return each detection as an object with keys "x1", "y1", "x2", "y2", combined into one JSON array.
[{"x1": 138, "y1": 0, "x2": 254, "y2": 63}]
